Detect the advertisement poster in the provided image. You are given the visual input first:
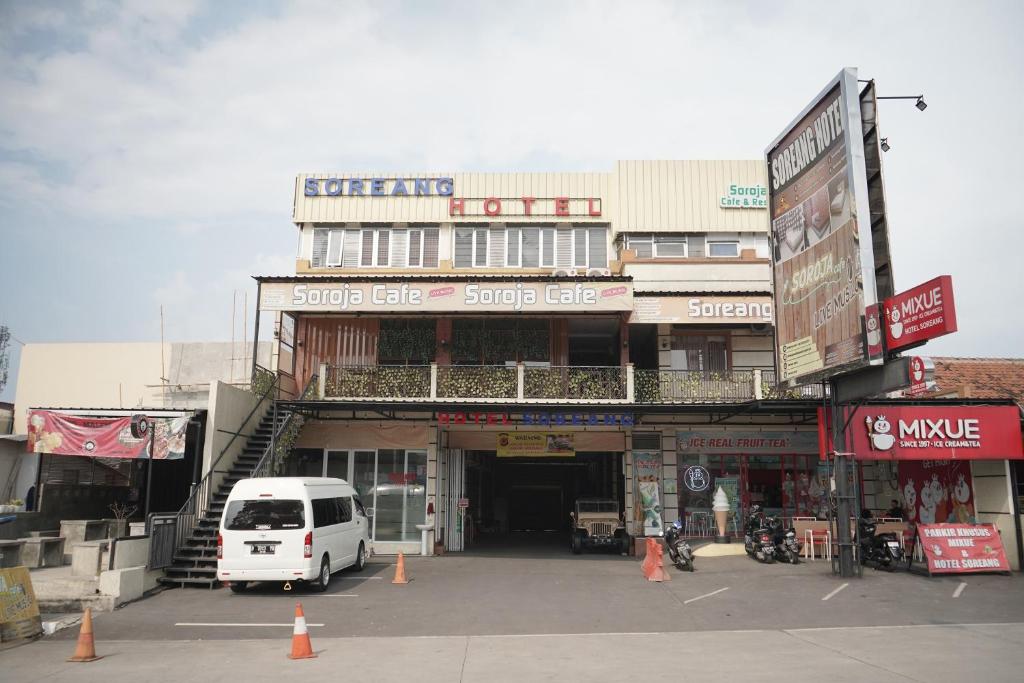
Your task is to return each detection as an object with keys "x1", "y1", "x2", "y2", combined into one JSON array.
[
  {"x1": 496, "y1": 432, "x2": 574, "y2": 457},
  {"x1": 898, "y1": 460, "x2": 975, "y2": 525},
  {"x1": 26, "y1": 411, "x2": 188, "y2": 460},
  {"x1": 766, "y1": 69, "x2": 880, "y2": 386},
  {"x1": 0, "y1": 567, "x2": 42, "y2": 644},
  {"x1": 849, "y1": 405, "x2": 1024, "y2": 461},
  {"x1": 633, "y1": 451, "x2": 663, "y2": 536},
  {"x1": 917, "y1": 524, "x2": 1009, "y2": 574}
]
